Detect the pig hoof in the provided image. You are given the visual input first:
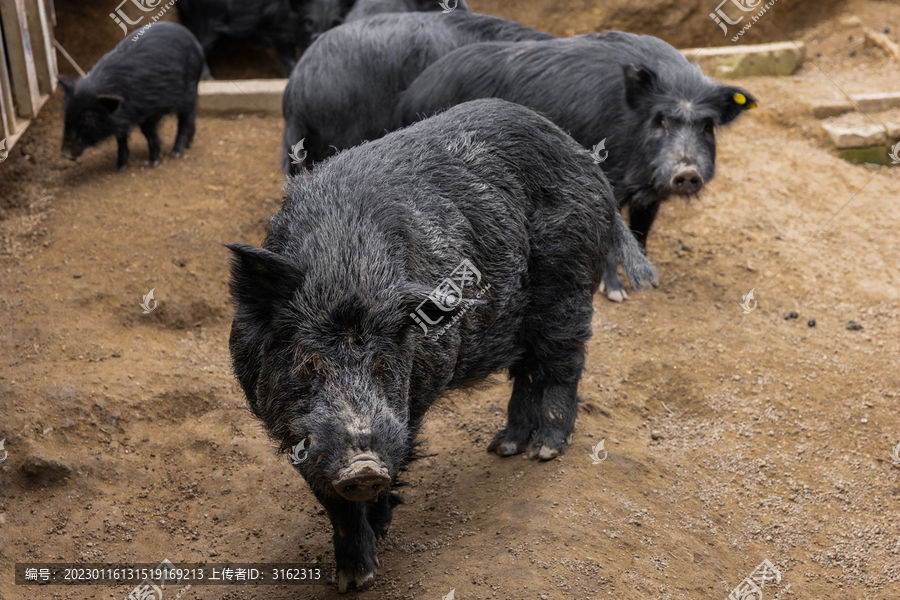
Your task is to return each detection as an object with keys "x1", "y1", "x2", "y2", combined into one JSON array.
[
  {"x1": 487, "y1": 431, "x2": 528, "y2": 456},
  {"x1": 149, "y1": 159, "x2": 161, "y2": 168},
  {"x1": 606, "y1": 289, "x2": 628, "y2": 303},
  {"x1": 171, "y1": 150, "x2": 183, "y2": 158},
  {"x1": 116, "y1": 164, "x2": 128, "y2": 172},
  {"x1": 338, "y1": 569, "x2": 376, "y2": 593},
  {"x1": 527, "y1": 444, "x2": 560, "y2": 461},
  {"x1": 599, "y1": 280, "x2": 606, "y2": 293}
]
